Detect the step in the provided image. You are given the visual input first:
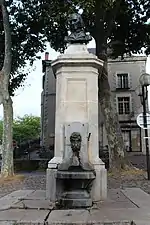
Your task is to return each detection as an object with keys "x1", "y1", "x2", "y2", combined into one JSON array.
[
  {"x1": 59, "y1": 197, "x2": 92, "y2": 208},
  {"x1": 56, "y1": 171, "x2": 95, "y2": 179}
]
